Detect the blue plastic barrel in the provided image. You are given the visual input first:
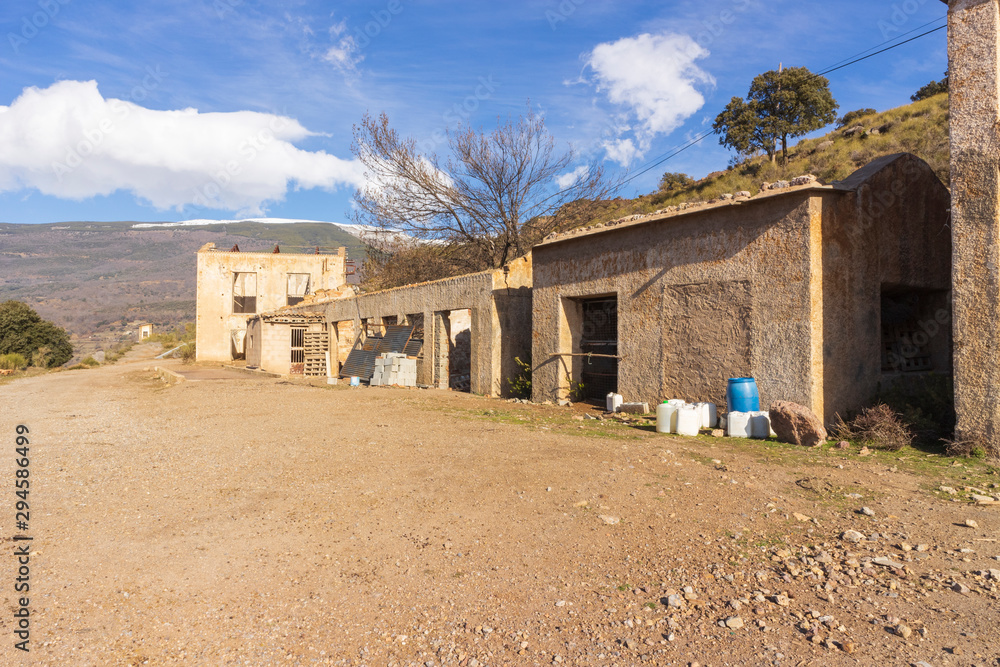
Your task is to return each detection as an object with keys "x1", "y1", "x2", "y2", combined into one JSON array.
[{"x1": 726, "y1": 377, "x2": 760, "y2": 413}]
